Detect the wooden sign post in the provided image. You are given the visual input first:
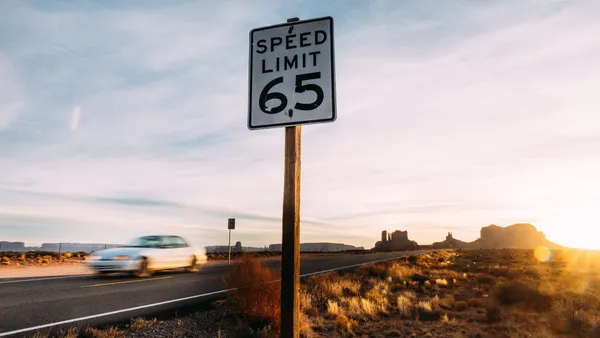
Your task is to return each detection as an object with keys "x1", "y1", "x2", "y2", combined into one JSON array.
[
  {"x1": 281, "y1": 97, "x2": 302, "y2": 337},
  {"x1": 248, "y1": 15, "x2": 336, "y2": 338}
]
